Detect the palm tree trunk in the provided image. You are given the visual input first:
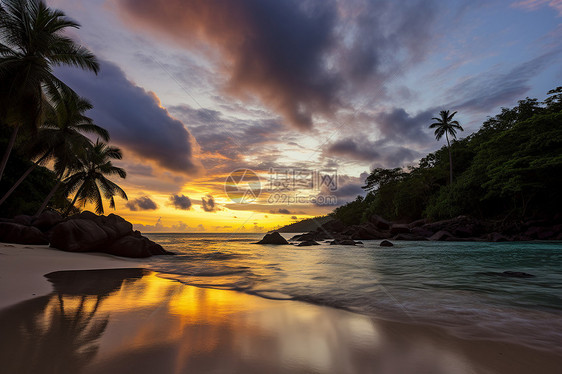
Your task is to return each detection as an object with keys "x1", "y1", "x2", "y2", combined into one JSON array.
[
  {"x1": 0, "y1": 126, "x2": 19, "y2": 183},
  {"x1": 446, "y1": 133, "x2": 453, "y2": 185},
  {"x1": 0, "y1": 153, "x2": 49, "y2": 206},
  {"x1": 64, "y1": 190, "x2": 81, "y2": 217},
  {"x1": 36, "y1": 180, "x2": 62, "y2": 216}
]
